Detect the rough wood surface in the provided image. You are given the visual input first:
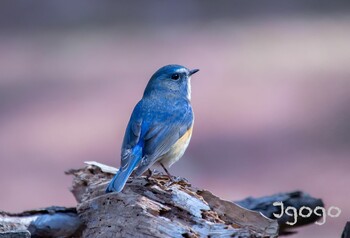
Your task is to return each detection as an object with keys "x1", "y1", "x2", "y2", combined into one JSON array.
[
  {"x1": 0, "y1": 162, "x2": 327, "y2": 238},
  {"x1": 67, "y1": 162, "x2": 279, "y2": 238}
]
